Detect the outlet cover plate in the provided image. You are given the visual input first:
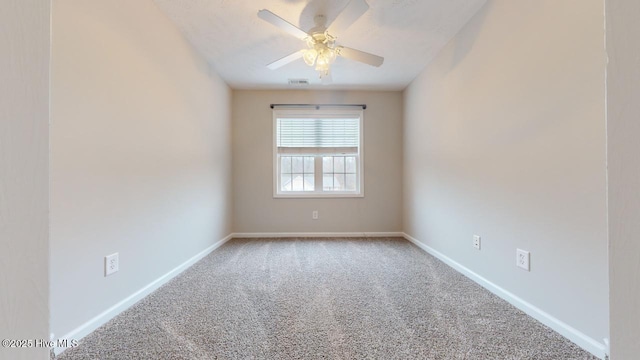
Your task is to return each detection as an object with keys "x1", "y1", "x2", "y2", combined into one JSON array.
[
  {"x1": 312, "y1": 210, "x2": 319, "y2": 220},
  {"x1": 105, "y1": 253, "x2": 119, "y2": 276},
  {"x1": 516, "y1": 249, "x2": 530, "y2": 271},
  {"x1": 473, "y1": 235, "x2": 481, "y2": 250}
]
